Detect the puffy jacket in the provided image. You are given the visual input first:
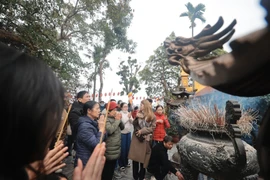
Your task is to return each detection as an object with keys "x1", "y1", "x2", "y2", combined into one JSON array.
[
  {"x1": 153, "y1": 112, "x2": 170, "y2": 141},
  {"x1": 75, "y1": 116, "x2": 105, "y2": 166},
  {"x1": 105, "y1": 116, "x2": 124, "y2": 160}
]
